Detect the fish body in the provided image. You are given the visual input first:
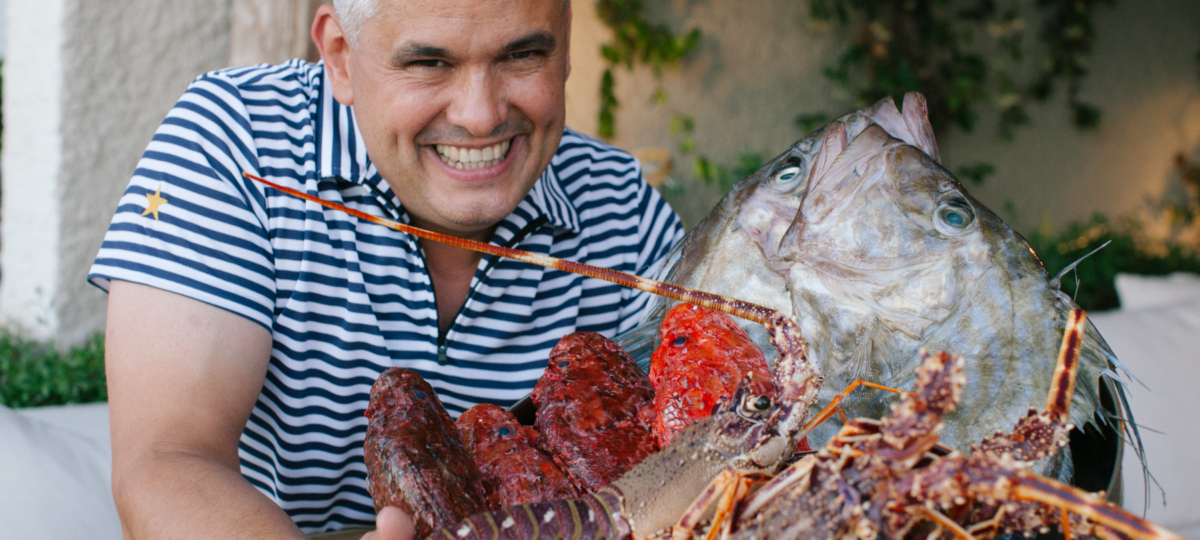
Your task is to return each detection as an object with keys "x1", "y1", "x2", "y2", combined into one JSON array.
[
  {"x1": 364, "y1": 368, "x2": 489, "y2": 537},
  {"x1": 532, "y1": 332, "x2": 659, "y2": 492},
  {"x1": 648, "y1": 303, "x2": 776, "y2": 446},
  {"x1": 456, "y1": 403, "x2": 579, "y2": 509}
]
